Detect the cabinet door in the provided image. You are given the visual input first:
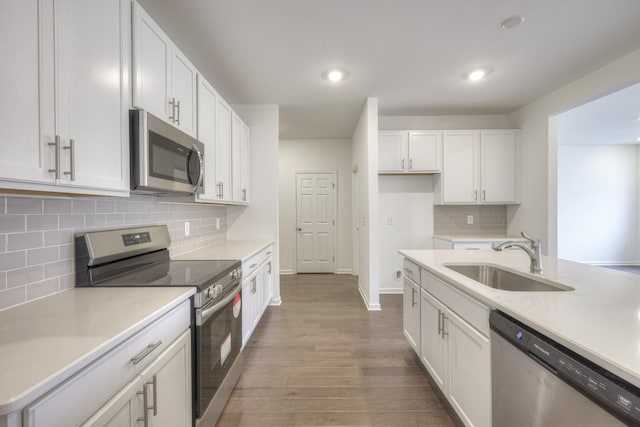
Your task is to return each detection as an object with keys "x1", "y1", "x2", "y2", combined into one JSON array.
[
  {"x1": 241, "y1": 270, "x2": 258, "y2": 347},
  {"x1": 378, "y1": 132, "x2": 407, "y2": 172},
  {"x1": 419, "y1": 289, "x2": 447, "y2": 392},
  {"x1": 480, "y1": 130, "x2": 516, "y2": 203},
  {"x1": 447, "y1": 310, "x2": 491, "y2": 427},
  {"x1": 402, "y1": 277, "x2": 420, "y2": 351},
  {"x1": 132, "y1": 1, "x2": 170, "y2": 120},
  {"x1": 0, "y1": 0, "x2": 55, "y2": 184},
  {"x1": 261, "y1": 257, "x2": 273, "y2": 312},
  {"x1": 170, "y1": 50, "x2": 197, "y2": 137},
  {"x1": 240, "y1": 122, "x2": 251, "y2": 203},
  {"x1": 81, "y1": 377, "x2": 141, "y2": 427},
  {"x1": 195, "y1": 76, "x2": 218, "y2": 202},
  {"x1": 56, "y1": 0, "x2": 128, "y2": 192},
  {"x1": 408, "y1": 131, "x2": 441, "y2": 172},
  {"x1": 442, "y1": 131, "x2": 478, "y2": 203},
  {"x1": 250, "y1": 272, "x2": 262, "y2": 330},
  {"x1": 231, "y1": 113, "x2": 243, "y2": 202},
  {"x1": 140, "y1": 330, "x2": 192, "y2": 427},
  {"x1": 215, "y1": 97, "x2": 233, "y2": 202}
]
